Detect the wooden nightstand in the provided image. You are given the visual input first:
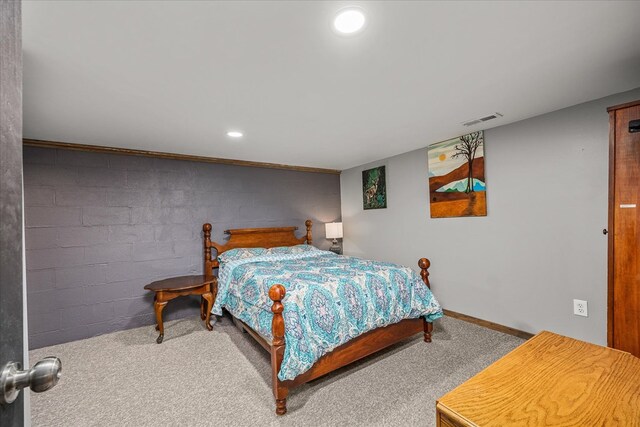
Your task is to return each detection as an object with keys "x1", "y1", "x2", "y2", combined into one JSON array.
[{"x1": 144, "y1": 275, "x2": 217, "y2": 344}]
